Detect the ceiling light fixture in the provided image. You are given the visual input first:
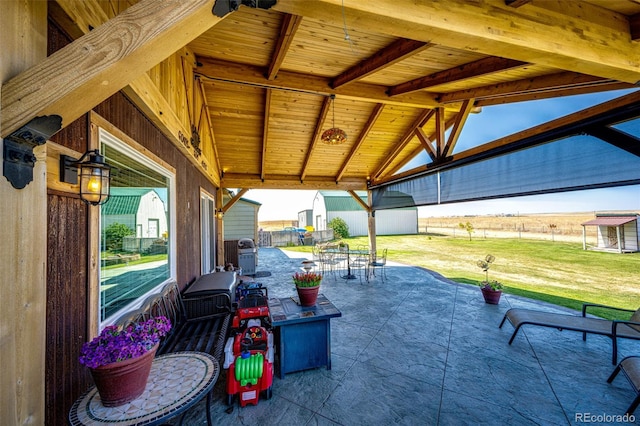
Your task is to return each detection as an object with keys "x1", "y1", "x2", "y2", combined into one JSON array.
[{"x1": 321, "y1": 95, "x2": 347, "y2": 145}]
